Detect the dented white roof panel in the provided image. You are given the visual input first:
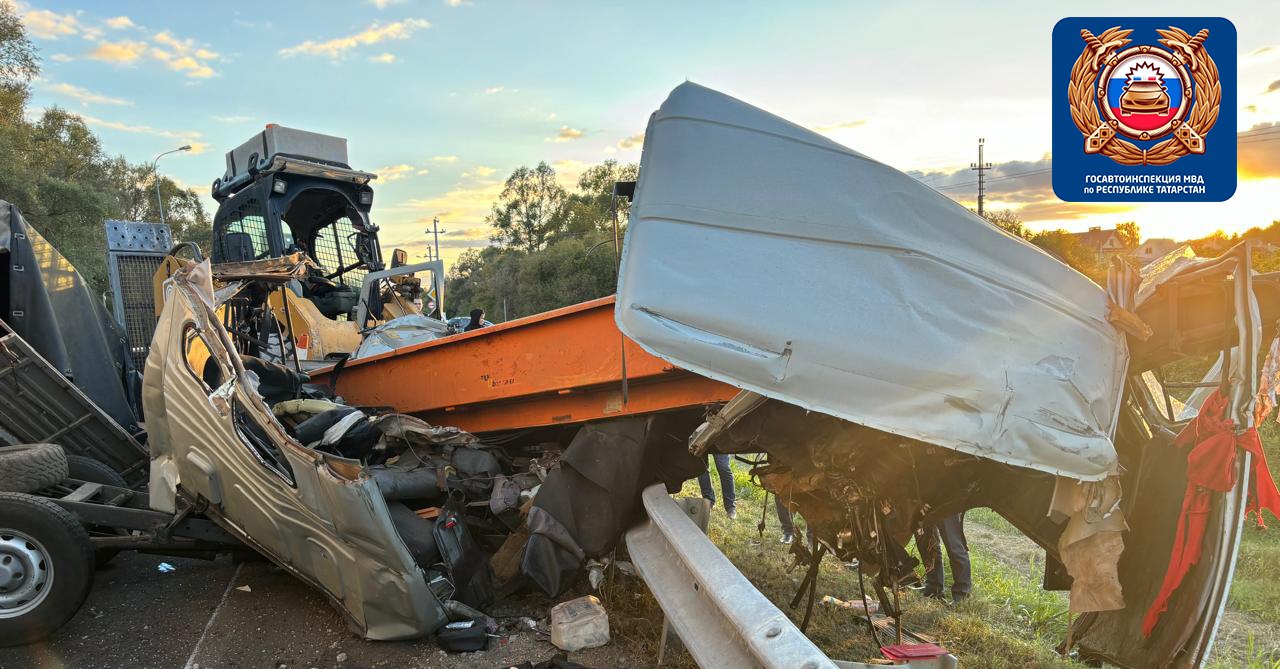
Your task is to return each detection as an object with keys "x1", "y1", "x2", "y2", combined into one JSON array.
[{"x1": 615, "y1": 83, "x2": 1128, "y2": 481}]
